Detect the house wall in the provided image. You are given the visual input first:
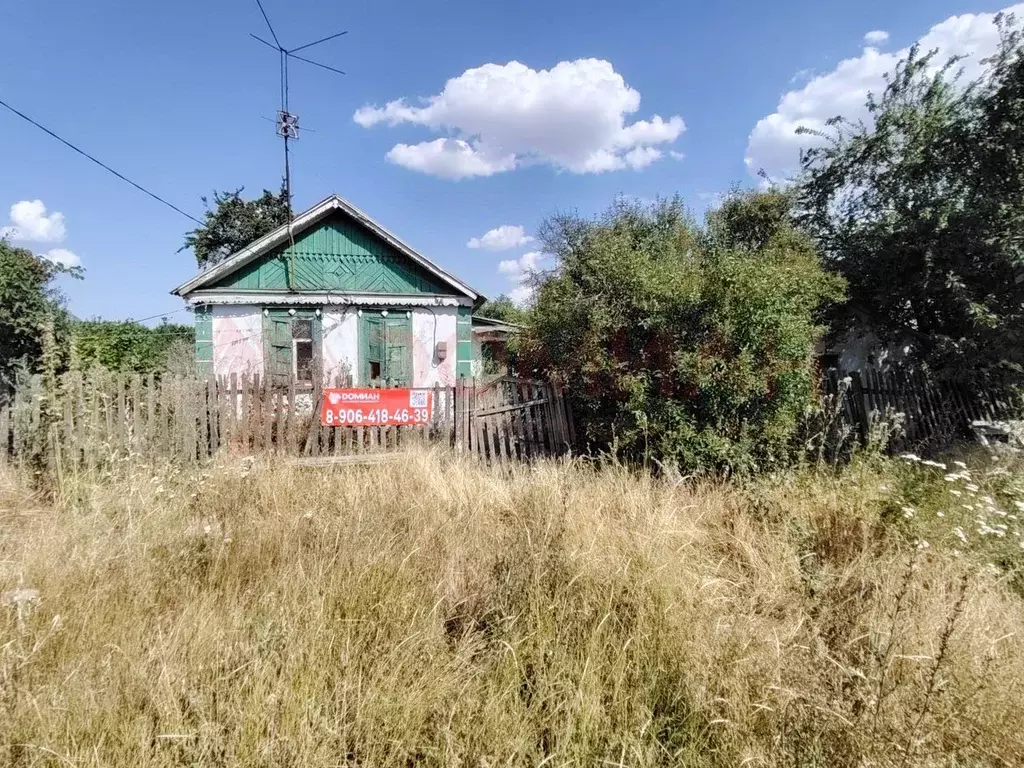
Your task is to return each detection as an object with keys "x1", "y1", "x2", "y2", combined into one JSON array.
[
  {"x1": 412, "y1": 306, "x2": 458, "y2": 387},
  {"x1": 322, "y1": 309, "x2": 359, "y2": 384},
  {"x1": 212, "y1": 305, "x2": 263, "y2": 378},
  {"x1": 208, "y1": 304, "x2": 464, "y2": 386}
]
